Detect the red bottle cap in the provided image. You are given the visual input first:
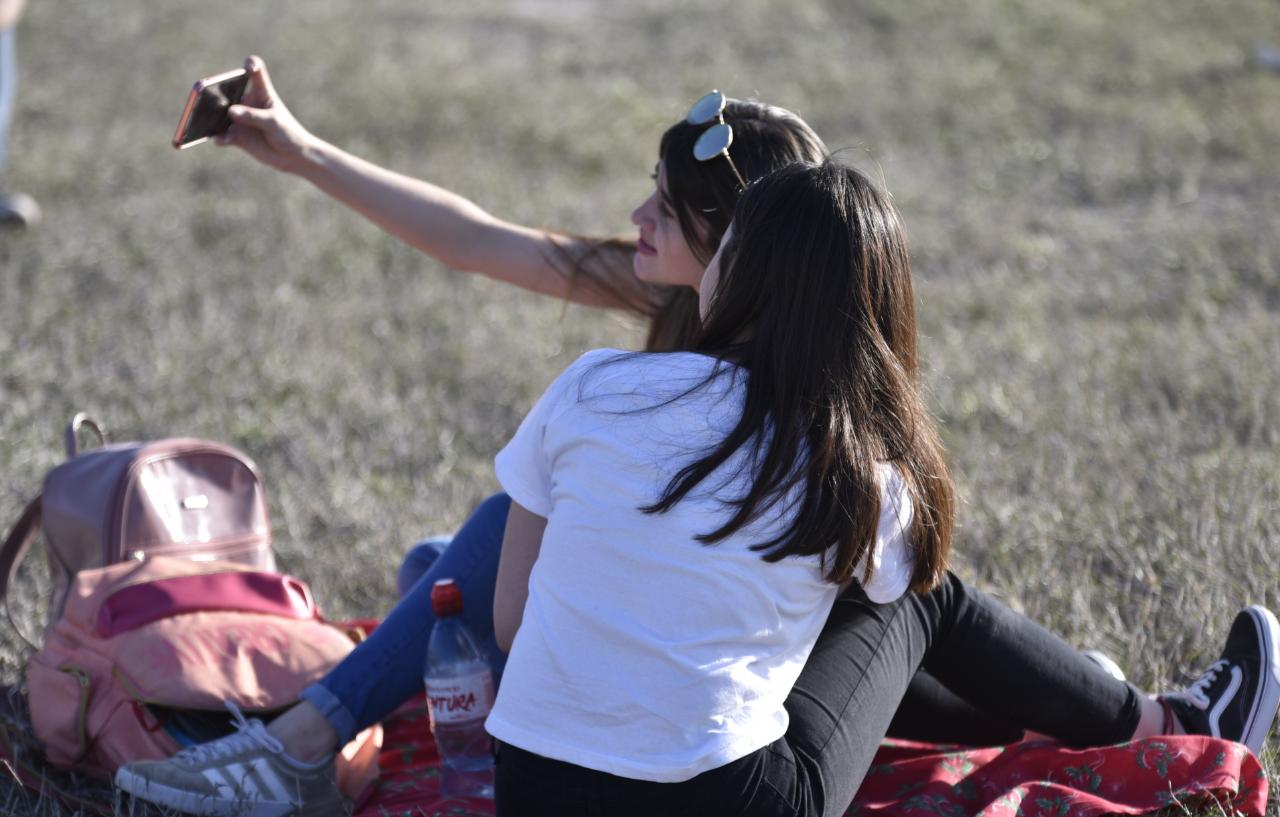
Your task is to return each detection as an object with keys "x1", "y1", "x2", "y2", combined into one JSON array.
[{"x1": 430, "y1": 579, "x2": 464, "y2": 618}]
